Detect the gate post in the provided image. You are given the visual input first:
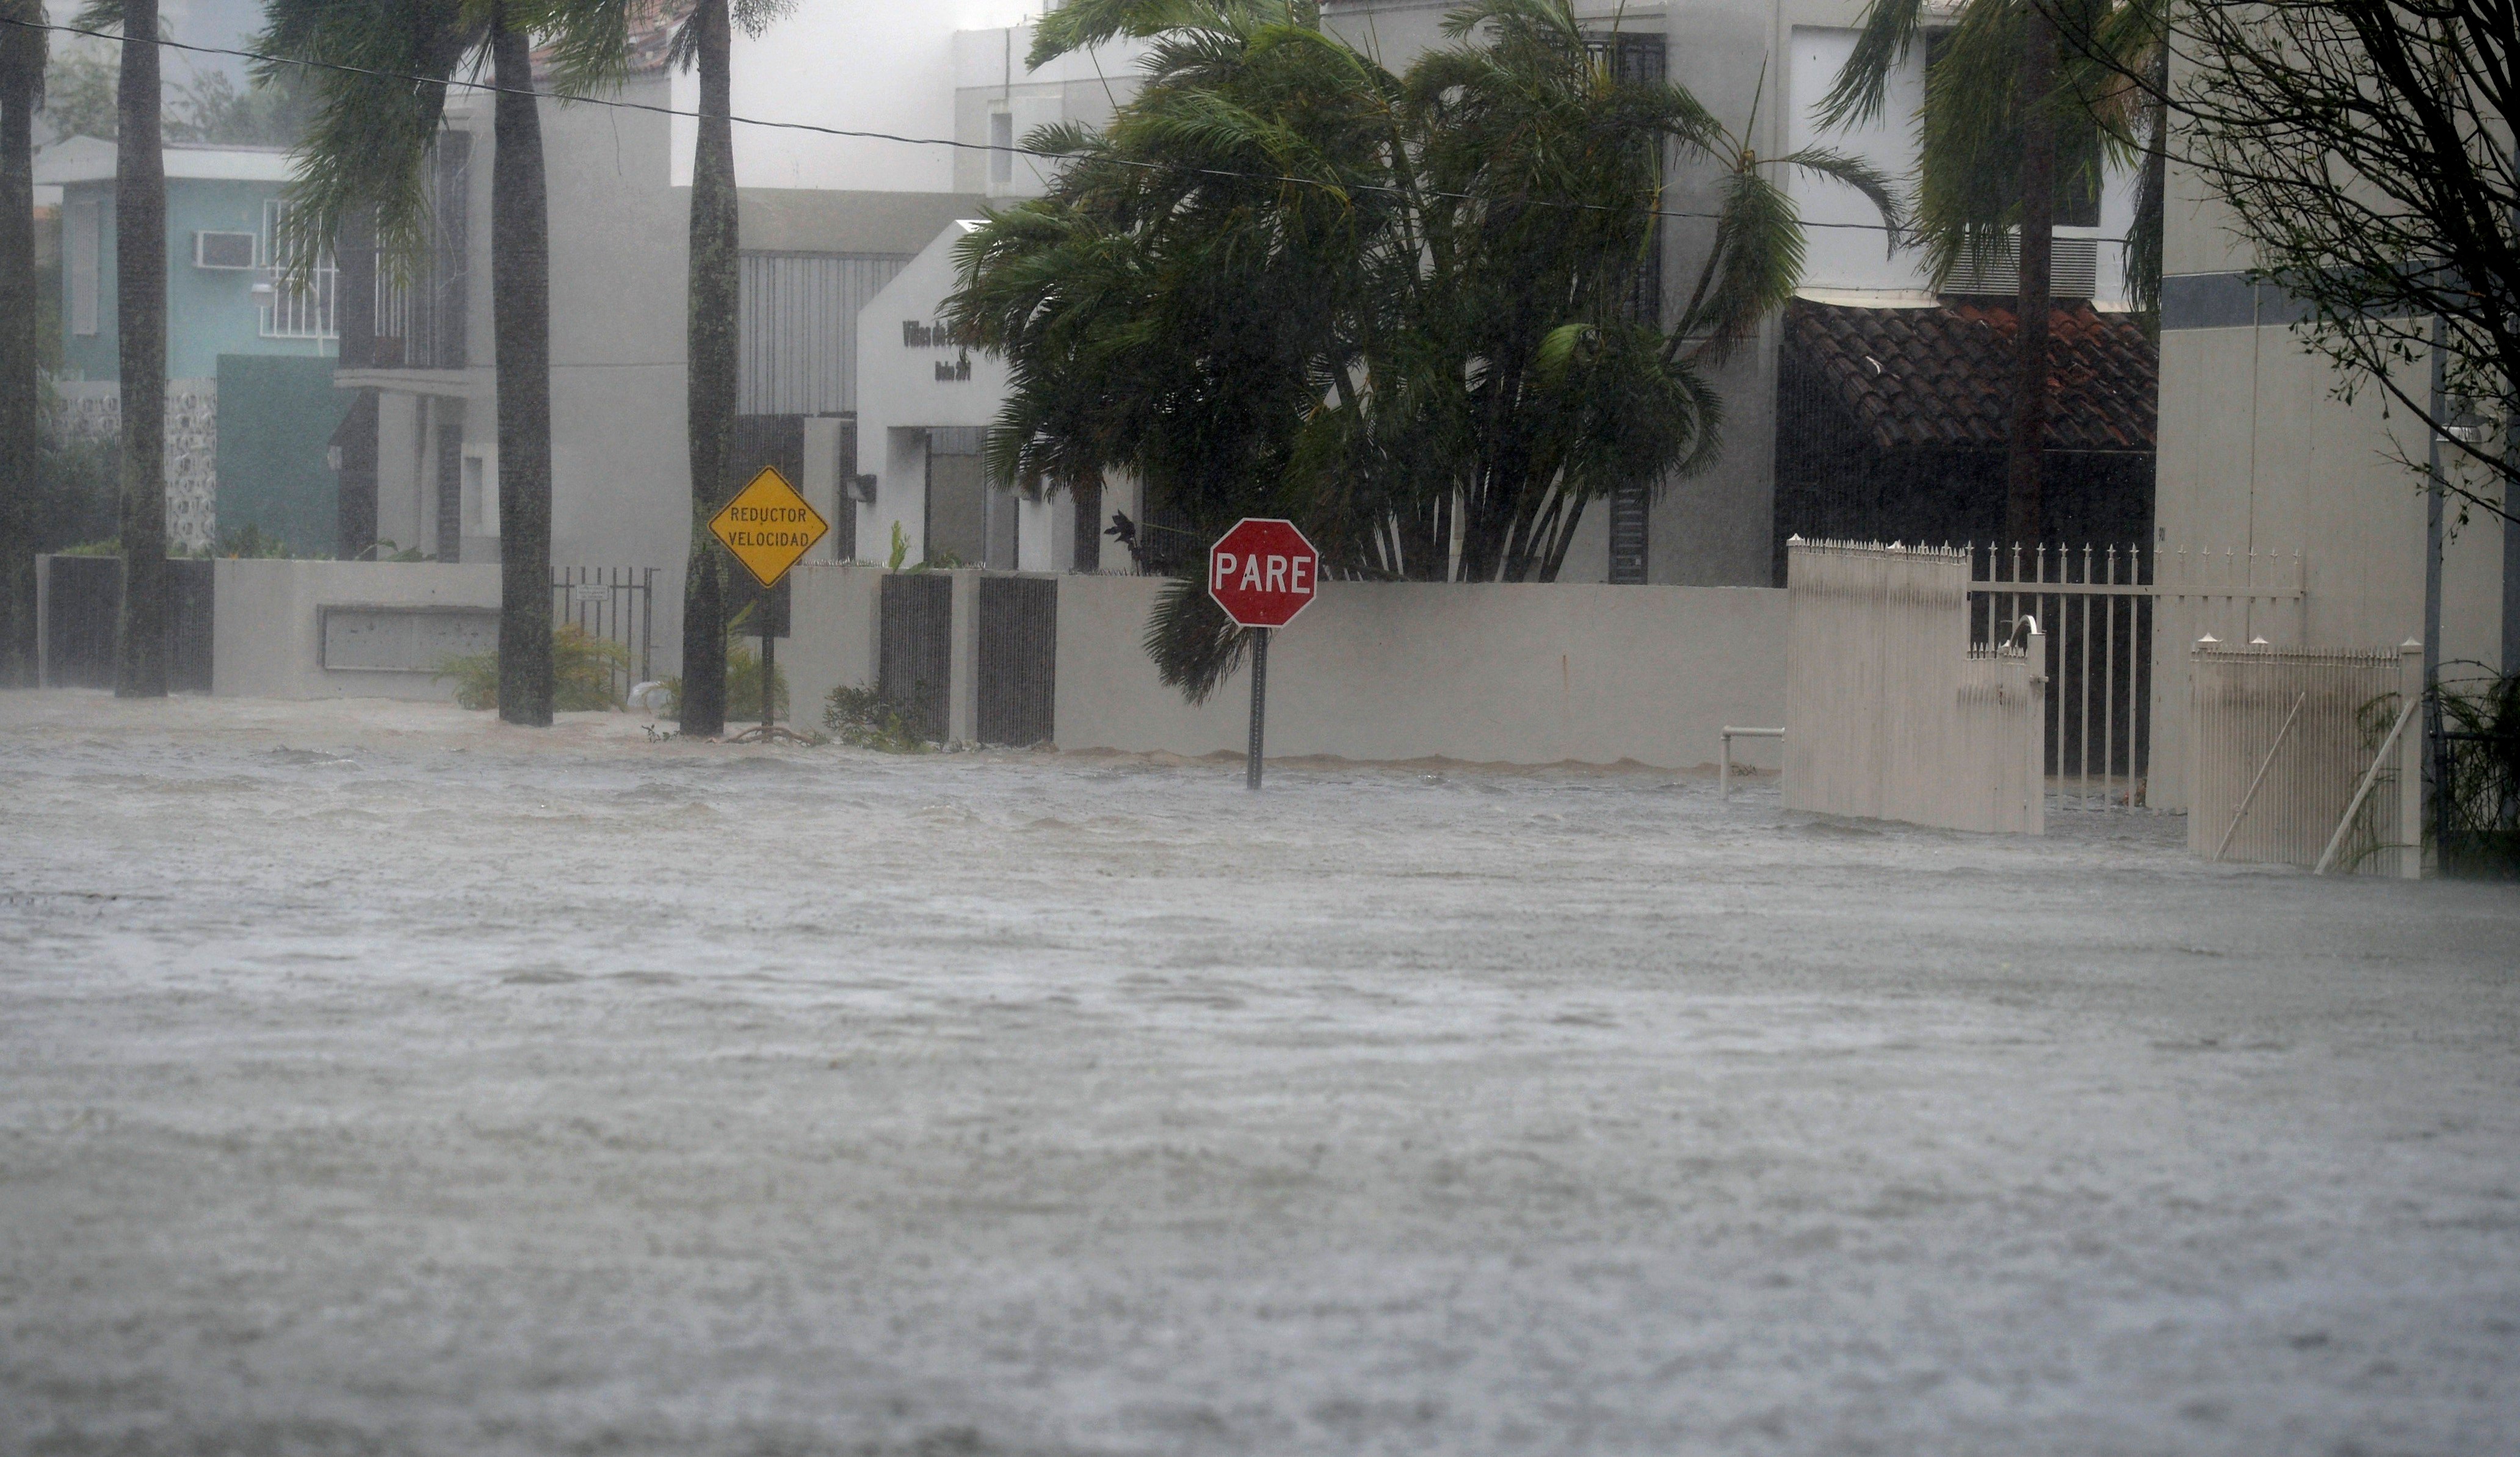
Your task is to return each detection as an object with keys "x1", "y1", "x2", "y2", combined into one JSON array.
[
  {"x1": 2399, "y1": 638, "x2": 2425, "y2": 878},
  {"x1": 2026, "y1": 623, "x2": 2048, "y2": 835},
  {"x1": 33, "y1": 554, "x2": 49, "y2": 687}
]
